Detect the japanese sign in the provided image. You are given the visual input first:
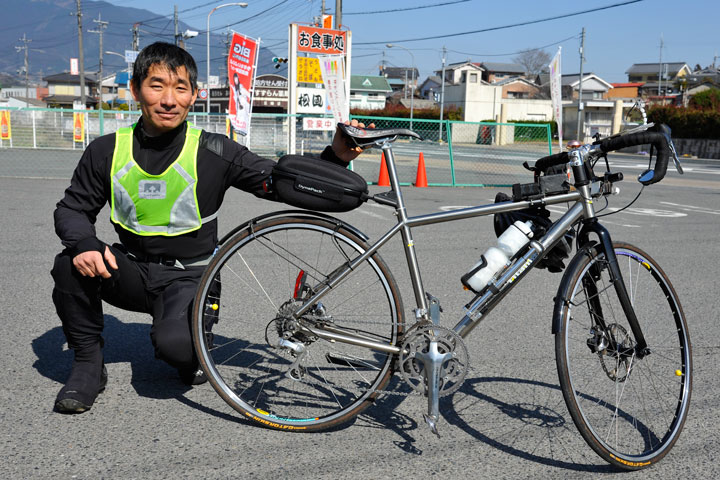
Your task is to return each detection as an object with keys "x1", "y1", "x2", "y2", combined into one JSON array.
[
  {"x1": 297, "y1": 57, "x2": 323, "y2": 84},
  {"x1": 296, "y1": 25, "x2": 346, "y2": 55},
  {"x1": 318, "y1": 55, "x2": 349, "y2": 124},
  {"x1": 254, "y1": 74, "x2": 288, "y2": 108},
  {"x1": 297, "y1": 87, "x2": 329, "y2": 115},
  {"x1": 548, "y1": 47, "x2": 563, "y2": 150},
  {"x1": 0, "y1": 110, "x2": 11, "y2": 140},
  {"x1": 228, "y1": 33, "x2": 259, "y2": 136},
  {"x1": 302, "y1": 117, "x2": 335, "y2": 131}
]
